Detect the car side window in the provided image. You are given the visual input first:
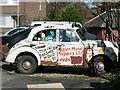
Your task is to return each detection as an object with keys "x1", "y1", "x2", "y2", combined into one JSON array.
[
  {"x1": 59, "y1": 29, "x2": 79, "y2": 42},
  {"x1": 33, "y1": 29, "x2": 56, "y2": 42}
]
